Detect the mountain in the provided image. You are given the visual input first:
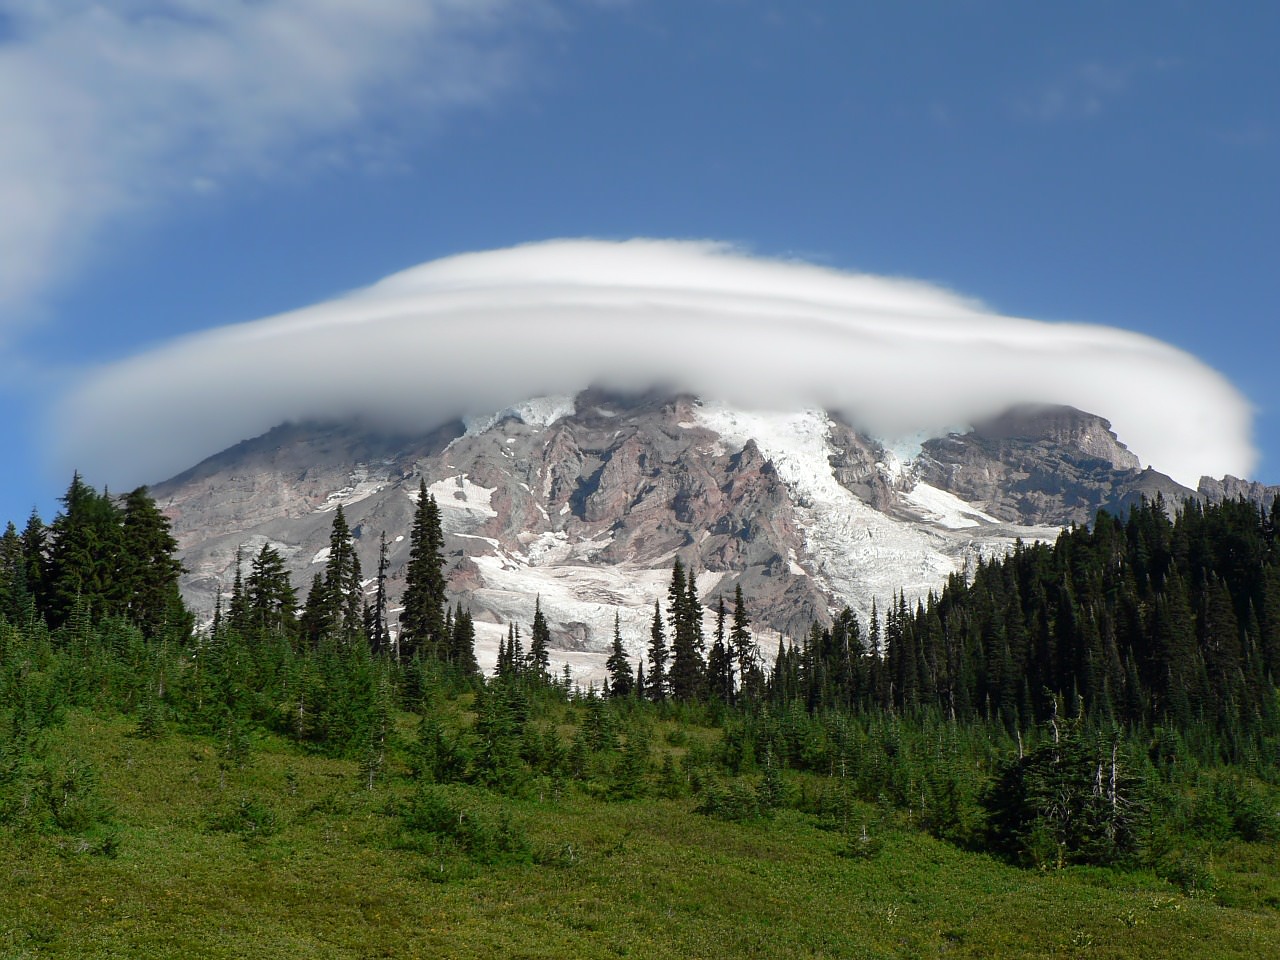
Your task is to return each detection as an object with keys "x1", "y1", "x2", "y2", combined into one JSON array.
[{"x1": 153, "y1": 389, "x2": 1220, "y2": 680}]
